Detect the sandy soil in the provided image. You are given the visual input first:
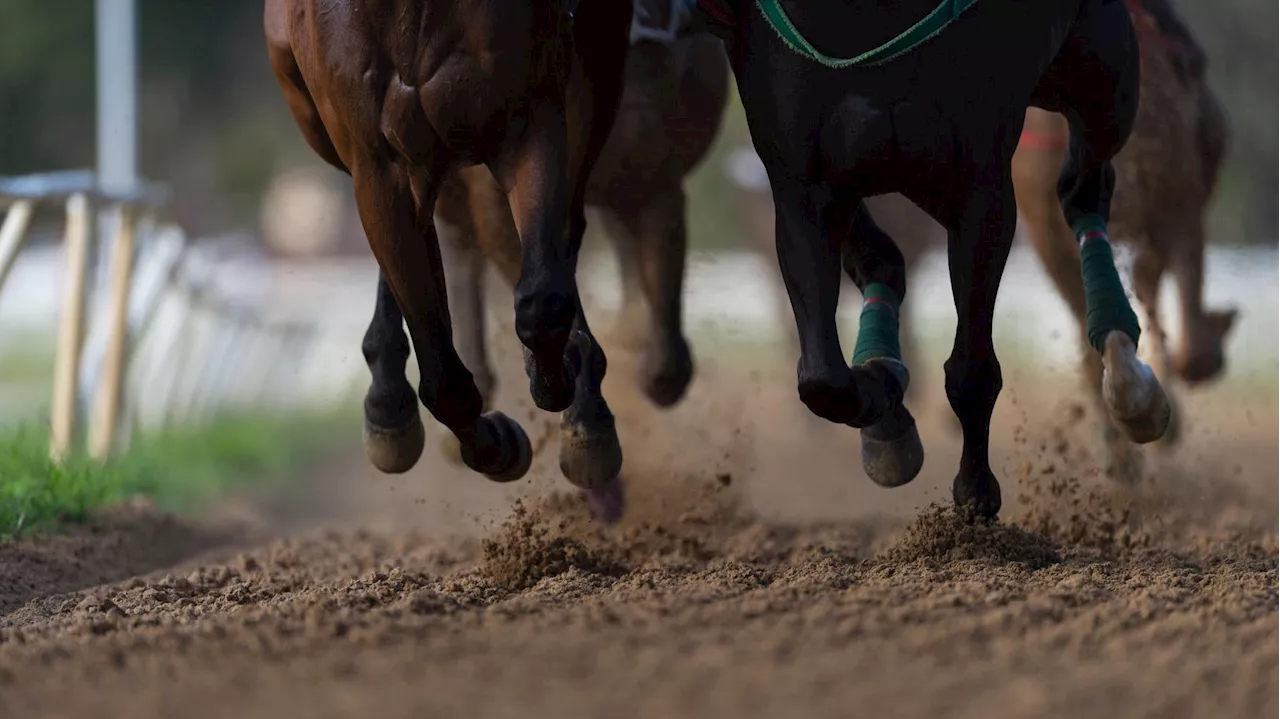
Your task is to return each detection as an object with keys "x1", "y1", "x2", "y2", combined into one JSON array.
[{"x1": 1, "y1": 338, "x2": 1276, "y2": 719}]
